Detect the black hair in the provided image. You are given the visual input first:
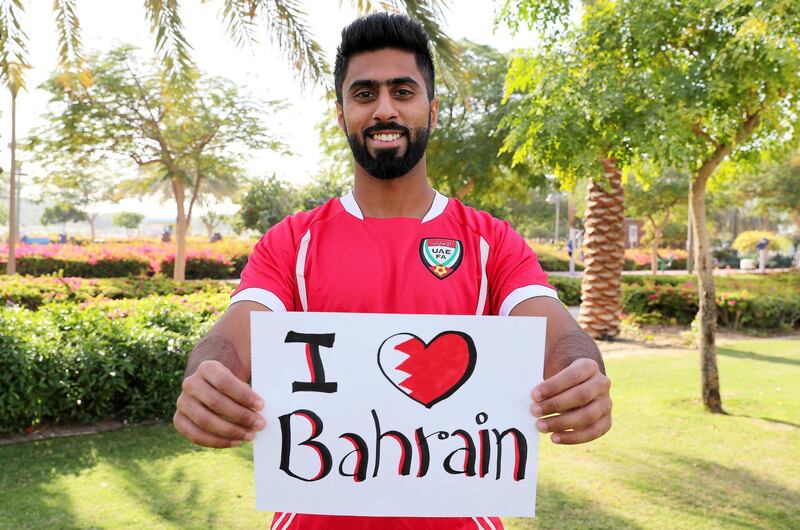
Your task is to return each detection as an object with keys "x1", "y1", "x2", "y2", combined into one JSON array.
[{"x1": 334, "y1": 12, "x2": 436, "y2": 102}]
